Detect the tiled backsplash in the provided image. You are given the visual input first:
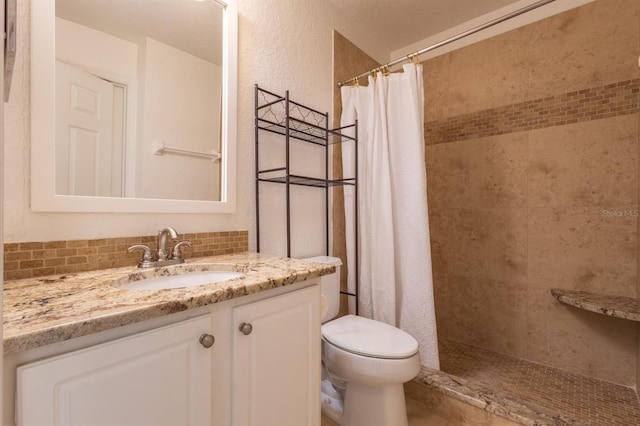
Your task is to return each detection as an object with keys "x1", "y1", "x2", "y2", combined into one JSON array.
[{"x1": 4, "y1": 231, "x2": 249, "y2": 281}]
